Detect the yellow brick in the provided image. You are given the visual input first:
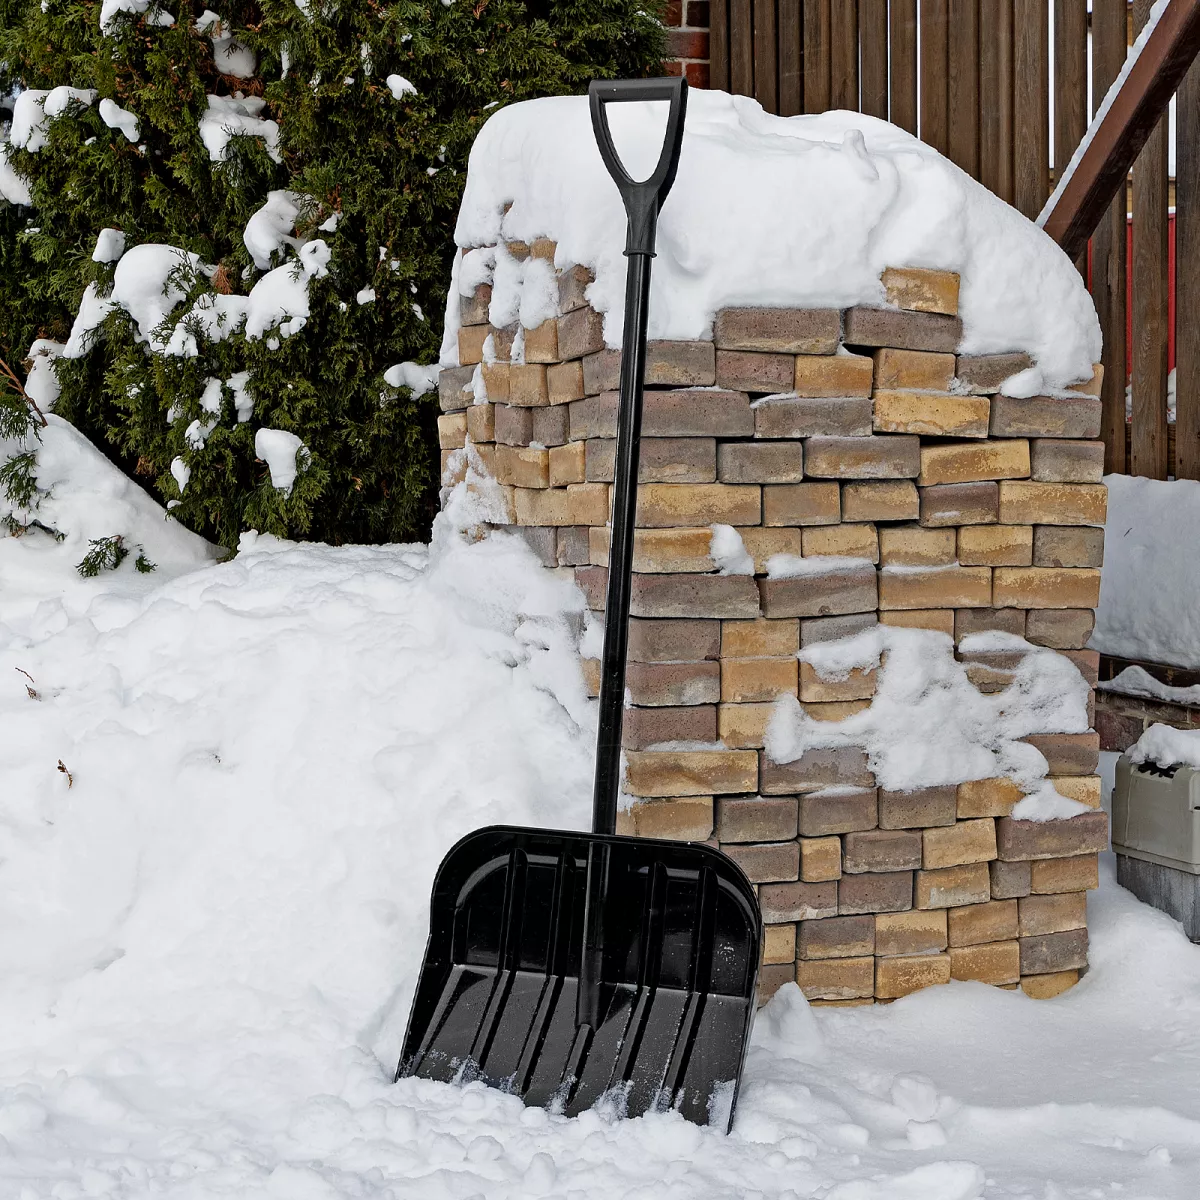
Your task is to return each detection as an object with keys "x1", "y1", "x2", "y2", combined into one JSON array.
[
  {"x1": 616, "y1": 796, "x2": 714, "y2": 840},
  {"x1": 624, "y1": 749, "x2": 758, "y2": 798},
  {"x1": 873, "y1": 348, "x2": 956, "y2": 391},
  {"x1": 915, "y1": 862, "x2": 990, "y2": 908},
  {"x1": 873, "y1": 390, "x2": 990, "y2": 438},
  {"x1": 529, "y1": 237, "x2": 556, "y2": 261},
  {"x1": 735, "y1": 527, "x2": 804, "y2": 572},
  {"x1": 881, "y1": 265, "x2": 961, "y2": 315},
  {"x1": 875, "y1": 953, "x2": 952, "y2": 998},
  {"x1": 589, "y1": 526, "x2": 713, "y2": 573},
  {"x1": 840, "y1": 480, "x2": 920, "y2": 522},
  {"x1": 495, "y1": 444, "x2": 549, "y2": 488},
  {"x1": 722, "y1": 618, "x2": 800, "y2": 658},
  {"x1": 992, "y1": 567, "x2": 1101, "y2": 609},
  {"x1": 1030, "y1": 854, "x2": 1099, "y2": 893},
  {"x1": 548, "y1": 440, "x2": 586, "y2": 487},
  {"x1": 923, "y1": 818, "x2": 997, "y2": 869},
  {"x1": 763, "y1": 923, "x2": 797, "y2": 964},
  {"x1": 568, "y1": 482, "x2": 610, "y2": 526},
  {"x1": 722, "y1": 657, "x2": 798, "y2": 703},
  {"x1": 1020, "y1": 968, "x2": 1080, "y2": 999},
  {"x1": 465, "y1": 403, "x2": 495, "y2": 443},
  {"x1": 878, "y1": 565, "x2": 992, "y2": 610},
  {"x1": 763, "y1": 482, "x2": 840, "y2": 526},
  {"x1": 947, "y1": 898, "x2": 1018, "y2": 946},
  {"x1": 508, "y1": 363, "x2": 549, "y2": 406},
  {"x1": 481, "y1": 362, "x2": 510, "y2": 401},
  {"x1": 879, "y1": 609, "x2": 956, "y2": 636},
  {"x1": 957, "y1": 777, "x2": 1023, "y2": 818},
  {"x1": 875, "y1": 909, "x2": 948, "y2": 957},
  {"x1": 437, "y1": 411, "x2": 467, "y2": 450},
  {"x1": 950, "y1": 941, "x2": 1020, "y2": 984},
  {"x1": 514, "y1": 486, "x2": 570, "y2": 526},
  {"x1": 547, "y1": 360, "x2": 585, "y2": 404},
  {"x1": 792, "y1": 352, "x2": 874, "y2": 397},
  {"x1": 796, "y1": 955, "x2": 875, "y2": 1000},
  {"x1": 718, "y1": 702, "x2": 774, "y2": 749},
  {"x1": 957, "y1": 524, "x2": 1033, "y2": 567},
  {"x1": 1049, "y1": 775, "x2": 1102, "y2": 808},
  {"x1": 505, "y1": 240, "x2": 530, "y2": 260},
  {"x1": 802, "y1": 522, "x2": 879, "y2": 562},
  {"x1": 808, "y1": 997, "x2": 876, "y2": 1007},
  {"x1": 799, "y1": 662, "x2": 876, "y2": 703},
  {"x1": 458, "y1": 324, "x2": 489, "y2": 365},
  {"x1": 997, "y1": 481, "x2": 1107, "y2": 526},
  {"x1": 919, "y1": 440, "x2": 1030, "y2": 485},
  {"x1": 1068, "y1": 363, "x2": 1104, "y2": 396},
  {"x1": 638, "y1": 483, "x2": 761, "y2": 528},
  {"x1": 581, "y1": 657, "x2": 600, "y2": 696},
  {"x1": 802, "y1": 699, "x2": 873, "y2": 721},
  {"x1": 441, "y1": 448, "x2": 466, "y2": 487},
  {"x1": 880, "y1": 525, "x2": 956, "y2": 566},
  {"x1": 523, "y1": 319, "x2": 560, "y2": 364},
  {"x1": 800, "y1": 836, "x2": 843, "y2": 882}
]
